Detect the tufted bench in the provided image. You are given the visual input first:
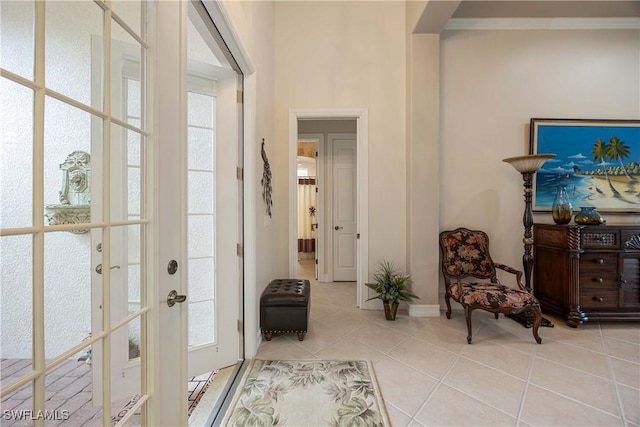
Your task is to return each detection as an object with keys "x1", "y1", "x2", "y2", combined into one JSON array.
[{"x1": 260, "y1": 279, "x2": 311, "y2": 341}]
